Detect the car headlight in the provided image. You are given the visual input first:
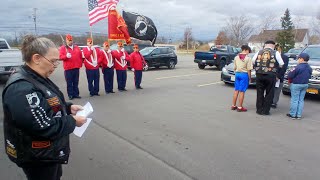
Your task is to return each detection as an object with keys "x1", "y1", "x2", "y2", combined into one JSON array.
[
  {"x1": 311, "y1": 68, "x2": 320, "y2": 80},
  {"x1": 222, "y1": 67, "x2": 228, "y2": 74}
]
